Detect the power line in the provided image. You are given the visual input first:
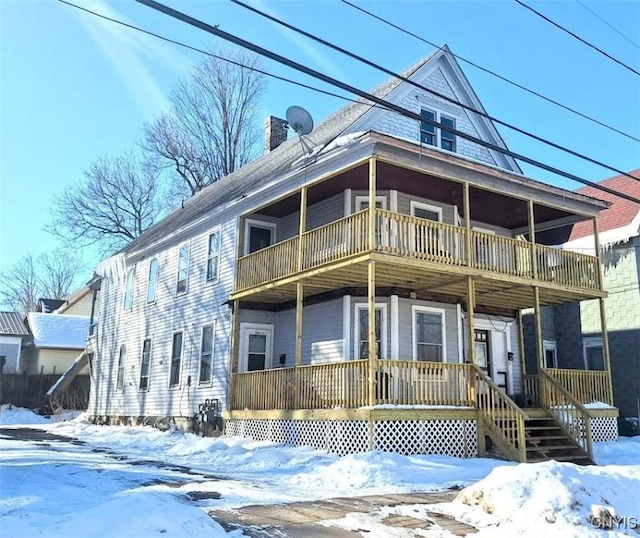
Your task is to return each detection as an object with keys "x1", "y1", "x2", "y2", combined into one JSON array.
[
  {"x1": 134, "y1": 0, "x2": 640, "y2": 205},
  {"x1": 514, "y1": 0, "x2": 640, "y2": 77},
  {"x1": 57, "y1": 0, "x2": 374, "y2": 108},
  {"x1": 232, "y1": 0, "x2": 640, "y2": 185},
  {"x1": 339, "y1": 0, "x2": 640, "y2": 144},
  {"x1": 575, "y1": 0, "x2": 640, "y2": 51}
]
